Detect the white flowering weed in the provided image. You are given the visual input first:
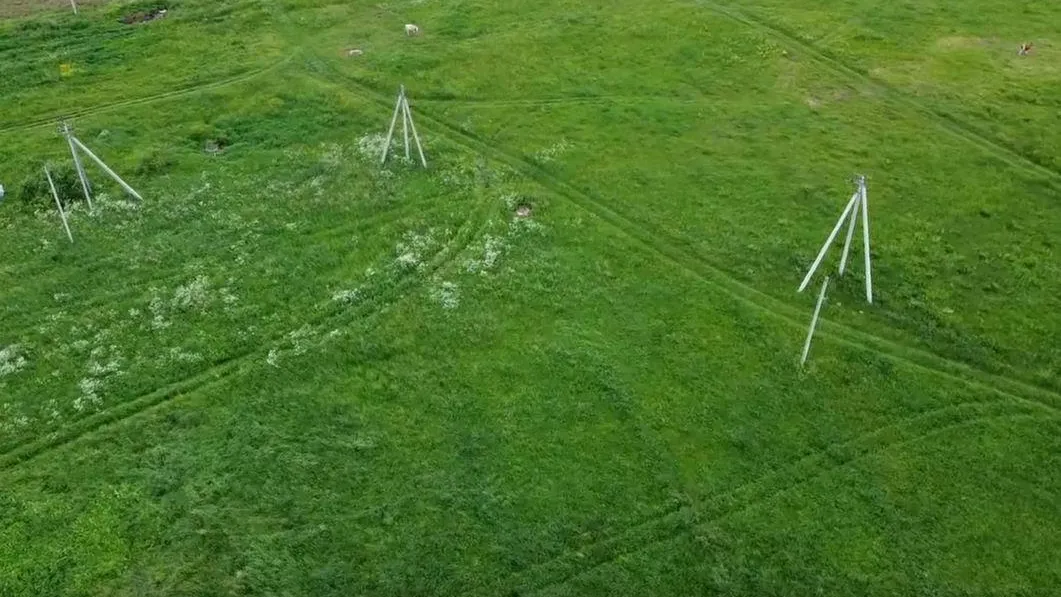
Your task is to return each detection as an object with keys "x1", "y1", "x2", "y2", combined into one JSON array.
[
  {"x1": 0, "y1": 345, "x2": 27, "y2": 377},
  {"x1": 394, "y1": 229, "x2": 438, "y2": 271},
  {"x1": 332, "y1": 288, "x2": 362, "y2": 305},
  {"x1": 173, "y1": 275, "x2": 212, "y2": 311},
  {"x1": 464, "y1": 234, "x2": 506, "y2": 274},
  {"x1": 430, "y1": 281, "x2": 460, "y2": 310},
  {"x1": 533, "y1": 139, "x2": 572, "y2": 164},
  {"x1": 356, "y1": 133, "x2": 388, "y2": 160}
]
